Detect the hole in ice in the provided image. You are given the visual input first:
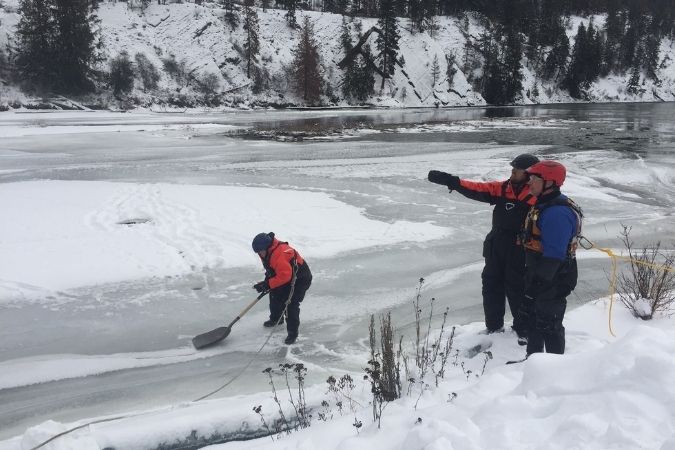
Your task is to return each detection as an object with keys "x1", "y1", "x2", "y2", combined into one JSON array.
[{"x1": 117, "y1": 218, "x2": 152, "y2": 226}]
